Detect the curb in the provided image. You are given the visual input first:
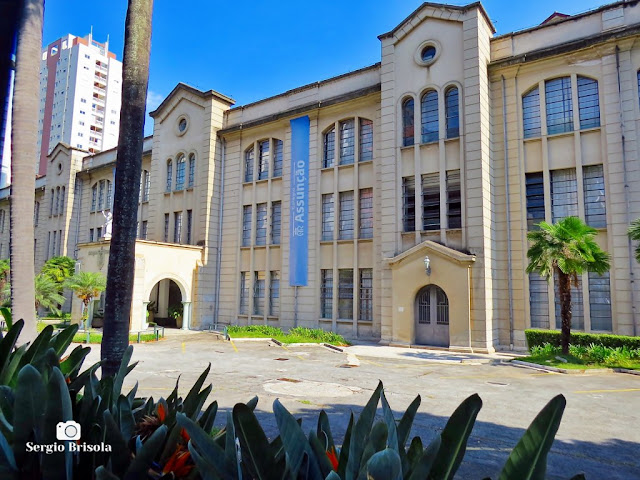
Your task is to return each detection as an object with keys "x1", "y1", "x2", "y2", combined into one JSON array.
[
  {"x1": 510, "y1": 359, "x2": 611, "y2": 374},
  {"x1": 323, "y1": 343, "x2": 344, "y2": 353},
  {"x1": 614, "y1": 368, "x2": 640, "y2": 376},
  {"x1": 226, "y1": 336, "x2": 347, "y2": 351}
]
